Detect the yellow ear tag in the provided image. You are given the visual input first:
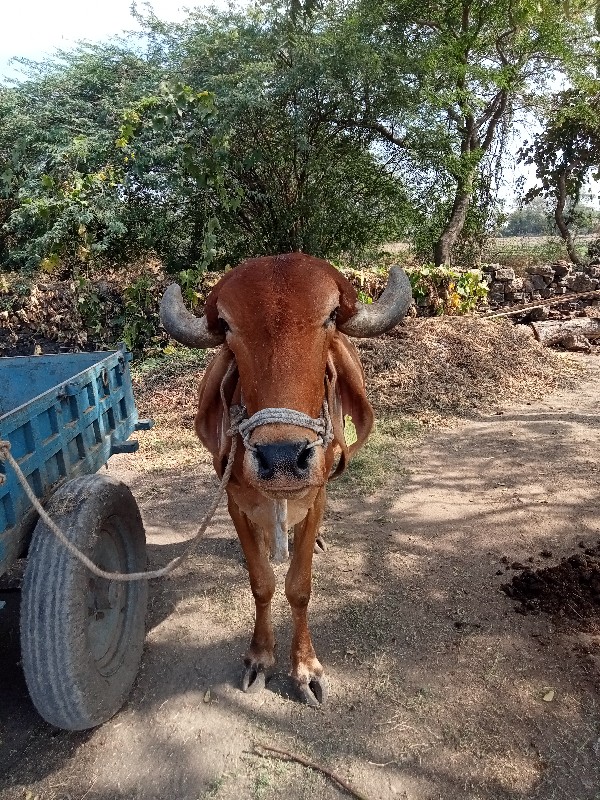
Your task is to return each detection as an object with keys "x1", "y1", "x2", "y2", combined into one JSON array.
[{"x1": 343, "y1": 414, "x2": 358, "y2": 447}]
